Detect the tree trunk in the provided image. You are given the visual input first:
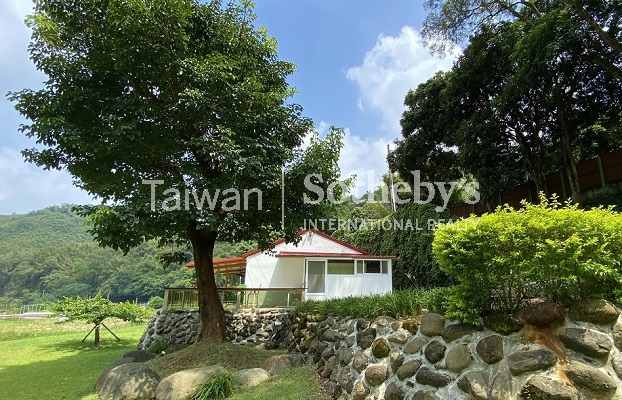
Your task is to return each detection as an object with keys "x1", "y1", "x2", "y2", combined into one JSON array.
[
  {"x1": 555, "y1": 92, "x2": 582, "y2": 205},
  {"x1": 94, "y1": 324, "x2": 100, "y2": 349},
  {"x1": 187, "y1": 221, "x2": 226, "y2": 342}
]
